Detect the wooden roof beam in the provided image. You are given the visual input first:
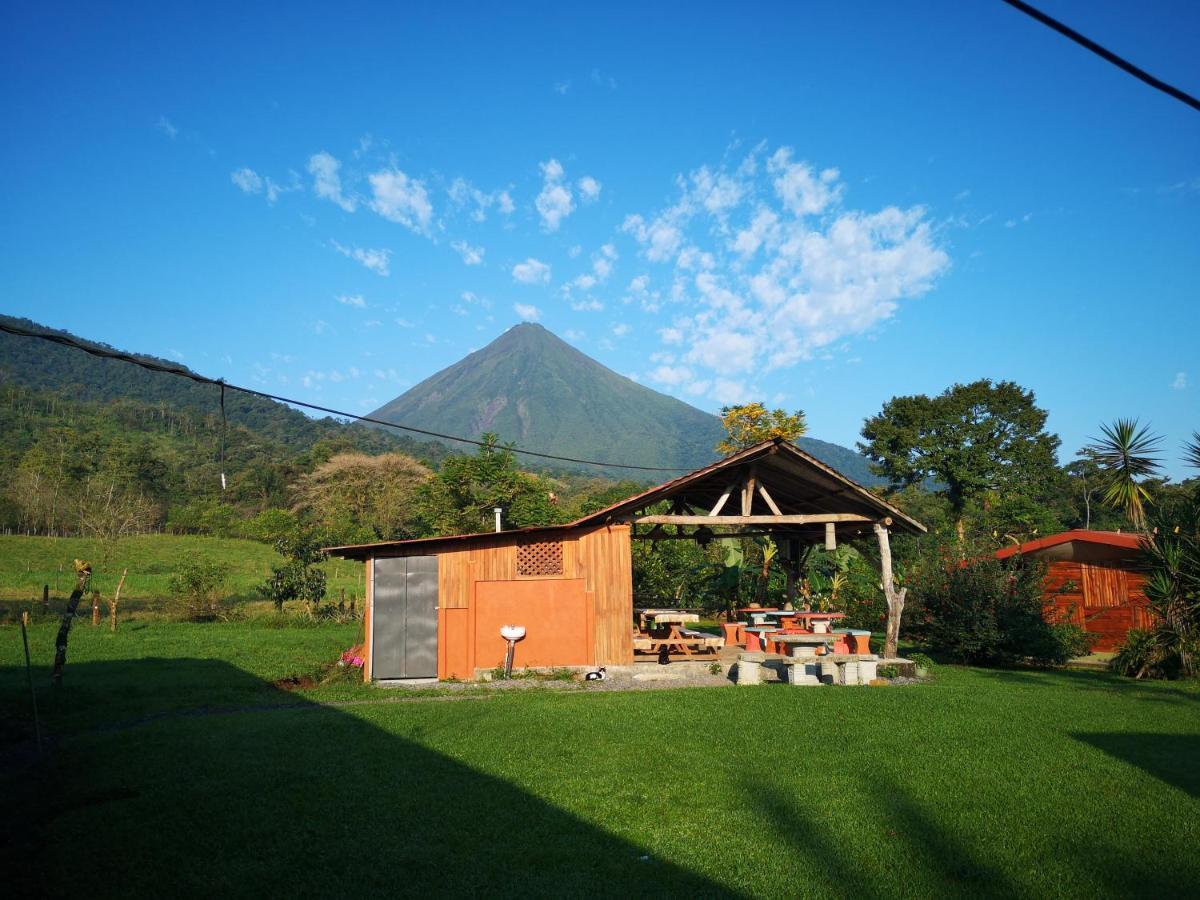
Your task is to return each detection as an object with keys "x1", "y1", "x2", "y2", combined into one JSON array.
[{"x1": 632, "y1": 513, "x2": 875, "y2": 526}]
